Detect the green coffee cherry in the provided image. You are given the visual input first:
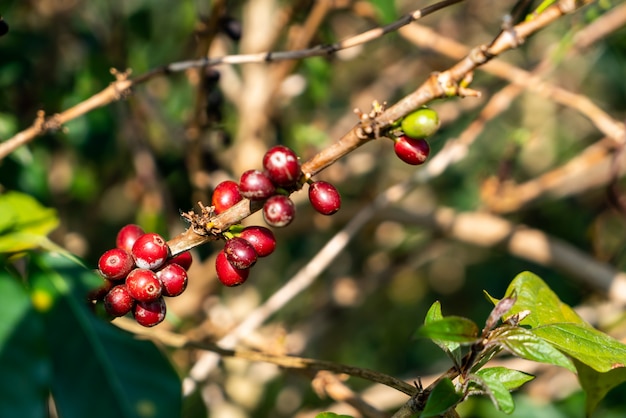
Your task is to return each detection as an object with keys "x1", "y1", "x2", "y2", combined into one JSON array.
[{"x1": 400, "y1": 107, "x2": 440, "y2": 139}]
